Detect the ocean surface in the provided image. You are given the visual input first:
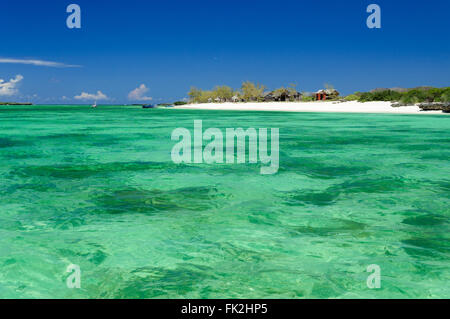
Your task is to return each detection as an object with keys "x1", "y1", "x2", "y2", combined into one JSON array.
[{"x1": 0, "y1": 105, "x2": 449, "y2": 299}]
